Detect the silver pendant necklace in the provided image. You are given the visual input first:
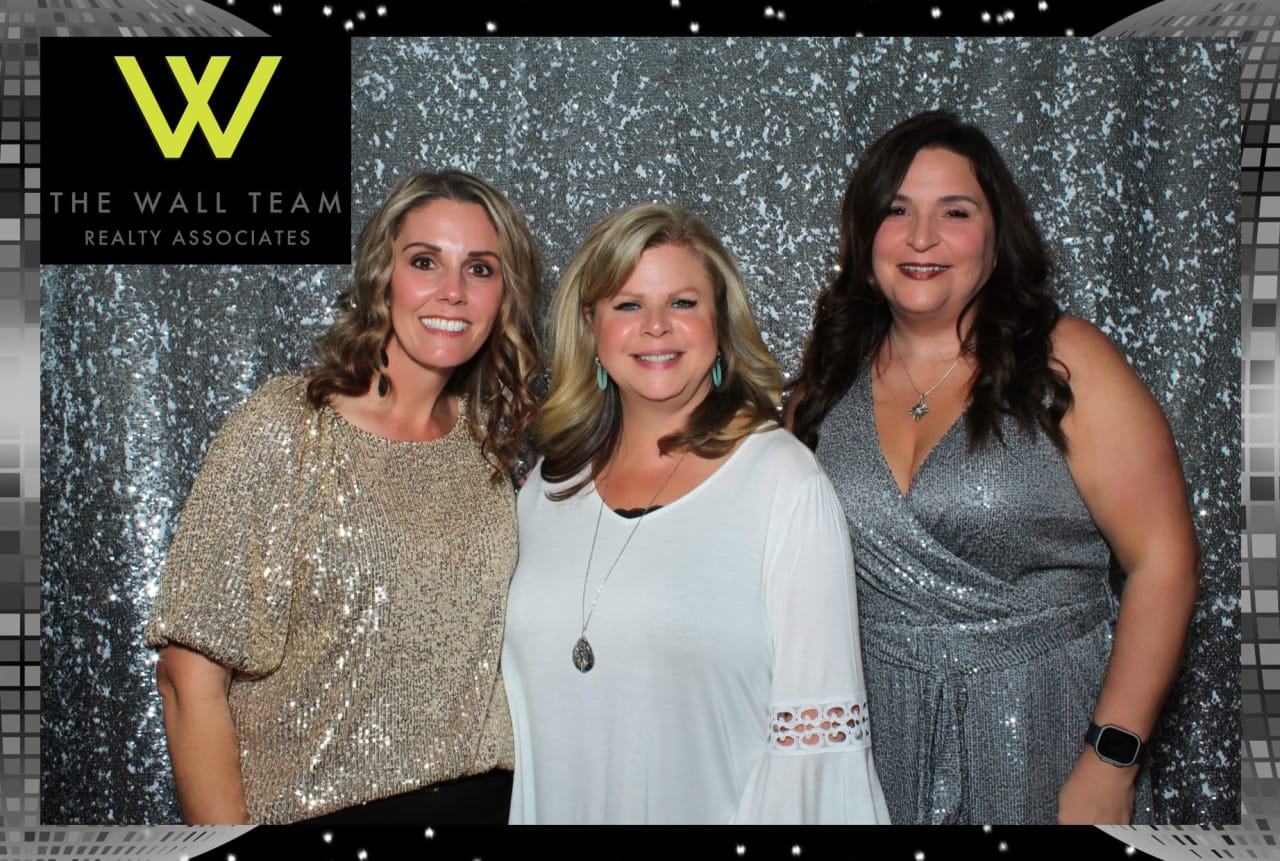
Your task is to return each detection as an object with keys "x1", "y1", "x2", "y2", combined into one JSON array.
[
  {"x1": 573, "y1": 450, "x2": 688, "y2": 673},
  {"x1": 889, "y1": 328, "x2": 962, "y2": 422}
]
